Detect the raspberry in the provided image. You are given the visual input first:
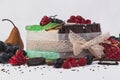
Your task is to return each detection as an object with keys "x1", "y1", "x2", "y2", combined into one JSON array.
[
  {"x1": 40, "y1": 22, "x2": 47, "y2": 26},
  {"x1": 75, "y1": 15, "x2": 83, "y2": 20},
  {"x1": 85, "y1": 19, "x2": 91, "y2": 24},
  {"x1": 65, "y1": 57, "x2": 78, "y2": 67},
  {"x1": 101, "y1": 37, "x2": 120, "y2": 61},
  {"x1": 81, "y1": 19, "x2": 86, "y2": 24},
  {"x1": 118, "y1": 44, "x2": 120, "y2": 48},
  {"x1": 78, "y1": 57, "x2": 87, "y2": 66},
  {"x1": 67, "y1": 19, "x2": 74, "y2": 23},
  {"x1": 66, "y1": 57, "x2": 75, "y2": 62},
  {"x1": 40, "y1": 16, "x2": 51, "y2": 26},
  {"x1": 8, "y1": 49, "x2": 27, "y2": 66},
  {"x1": 74, "y1": 19, "x2": 81, "y2": 23},
  {"x1": 107, "y1": 38, "x2": 117, "y2": 44},
  {"x1": 62, "y1": 61, "x2": 71, "y2": 69},
  {"x1": 70, "y1": 15, "x2": 76, "y2": 20},
  {"x1": 71, "y1": 60, "x2": 78, "y2": 67}
]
